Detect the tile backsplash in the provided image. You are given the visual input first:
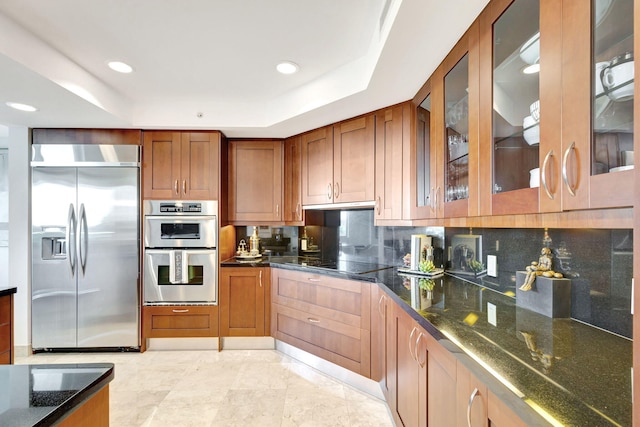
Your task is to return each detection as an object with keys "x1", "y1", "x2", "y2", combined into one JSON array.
[{"x1": 238, "y1": 209, "x2": 633, "y2": 339}]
